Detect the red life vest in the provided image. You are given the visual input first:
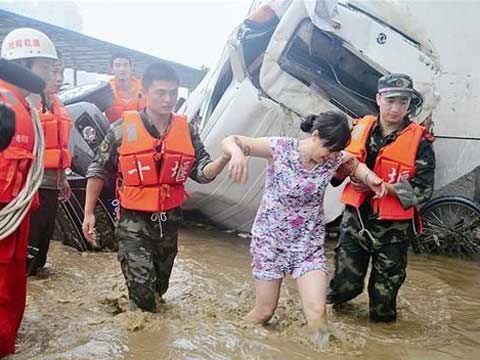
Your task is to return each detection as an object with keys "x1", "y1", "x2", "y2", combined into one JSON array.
[
  {"x1": 0, "y1": 79, "x2": 35, "y2": 204},
  {"x1": 341, "y1": 115, "x2": 425, "y2": 220},
  {"x1": 36, "y1": 96, "x2": 72, "y2": 169},
  {"x1": 105, "y1": 77, "x2": 145, "y2": 123},
  {"x1": 117, "y1": 111, "x2": 195, "y2": 212}
]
